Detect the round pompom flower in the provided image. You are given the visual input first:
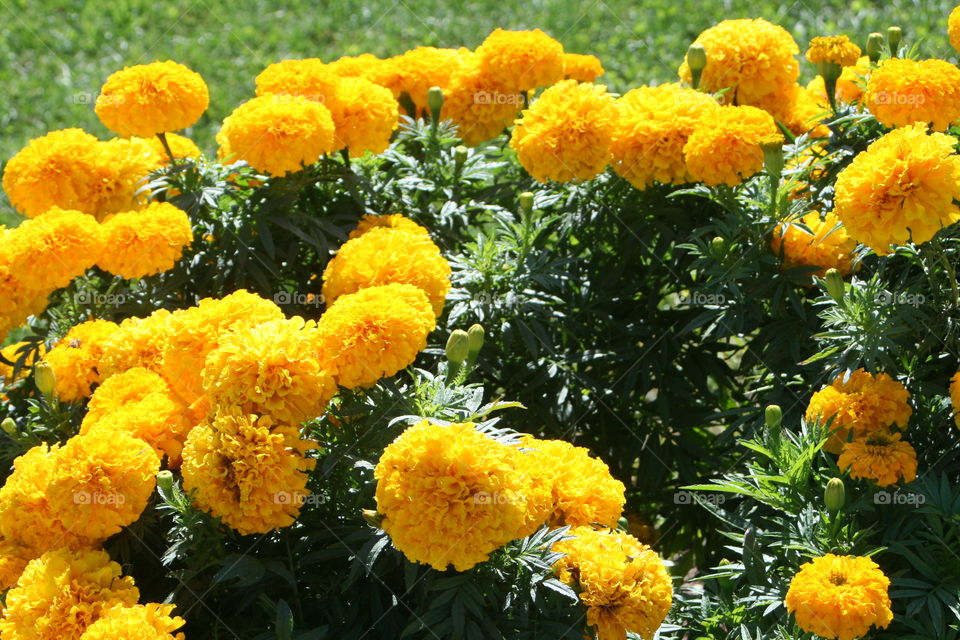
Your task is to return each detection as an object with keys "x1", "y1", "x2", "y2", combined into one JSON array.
[
  {"x1": 217, "y1": 94, "x2": 336, "y2": 177},
  {"x1": 511, "y1": 80, "x2": 616, "y2": 183},
  {"x1": 806, "y1": 35, "x2": 861, "y2": 67},
  {"x1": 951, "y1": 371, "x2": 960, "y2": 428},
  {"x1": 388, "y1": 47, "x2": 469, "y2": 116},
  {"x1": 475, "y1": 28, "x2": 565, "y2": 92},
  {"x1": 315, "y1": 283, "x2": 435, "y2": 389},
  {"x1": 348, "y1": 213, "x2": 429, "y2": 240},
  {"x1": 805, "y1": 369, "x2": 912, "y2": 454},
  {"x1": 78, "y1": 603, "x2": 185, "y2": 640},
  {"x1": 44, "y1": 319, "x2": 121, "y2": 402},
  {"x1": 771, "y1": 211, "x2": 856, "y2": 277},
  {"x1": 97, "y1": 202, "x2": 193, "y2": 279},
  {"x1": 443, "y1": 56, "x2": 524, "y2": 146},
  {"x1": 201, "y1": 317, "x2": 337, "y2": 425},
  {"x1": 839, "y1": 430, "x2": 918, "y2": 487},
  {"x1": 683, "y1": 105, "x2": 779, "y2": 187},
  {"x1": 322, "y1": 227, "x2": 451, "y2": 316},
  {"x1": 554, "y1": 526, "x2": 673, "y2": 640},
  {"x1": 785, "y1": 554, "x2": 892, "y2": 640},
  {"x1": 610, "y1": 84, "x2": 720, "y2": 189},
  {"x1": 45, "y1": 431, "x2": 161, "y2": 541},
  {"x1": 754, "y1": 83, "x2": 830, "y2": 138},
  {"x1": 98, "y1": 309, "x2": 174, "y2": 379},
  {"x1": 833, "y1": 123, "x2": 960, "y2": 254},
  {"x1": 327, "y1": 76, "x2": 399, "y2": 157},
  {"x1": 96, "y1": 61, "x2": 209, "y2": 138},
  {"x1": 562, "y1": 53, "x2": 605, "y2": 82},
  {"x1": 678, "y1": 19, "x2": 800, "y2": 105},
  {"x1": 864, "y1": 58, "x2": 960, "y2": 132},
  {"x1": 181, "y1": 409, "x2": 316, "y2": 535},
  {"x1": 519, "y1": 436, "x2": 626, "y2": 528},
  {"x1": 255, "y1": 57, "x2": 341, "y2": 103},
  {"x1": 374, "y1": 420, "x2": 545, "y2": 571},
  {"x1": 0, "y1": 548, "x2": 140, "y2": 640},
  {"x1": 951, "y1": 6, "x2": 960, "y2": 53}
]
